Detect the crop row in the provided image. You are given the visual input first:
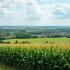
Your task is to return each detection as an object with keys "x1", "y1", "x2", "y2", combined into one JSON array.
[{"x1": 0, "y1": 47, "x2": 70, "y2": 70}]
